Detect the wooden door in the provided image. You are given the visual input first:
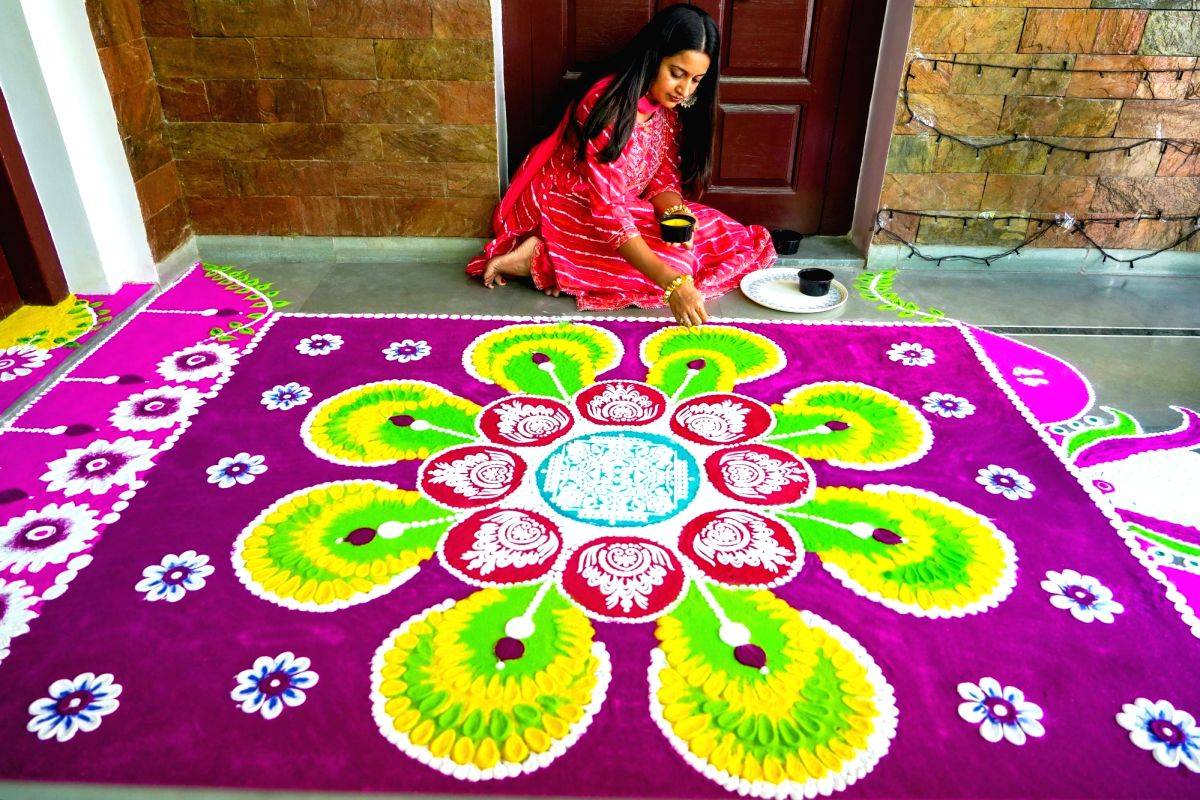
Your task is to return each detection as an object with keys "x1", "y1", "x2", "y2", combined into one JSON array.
[
  {"x1": 0, "y1": 88, "x2": 68, "y2": 318},
  {"x1": 502, "y1": 0, "x2": 885, "y2": 234}
]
